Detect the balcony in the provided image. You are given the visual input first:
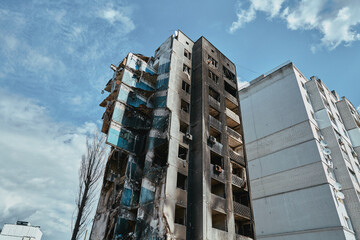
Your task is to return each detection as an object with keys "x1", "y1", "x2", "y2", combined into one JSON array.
[
  {"x1": 227, "y1": 126, "x2": 242, "y2": 148},
  {"x1": 211, "y1": 164, "x2": 226, "y2": 182},
  {"x1": 211, "y1": 193, "x2": 226, "y2": 212},
  {"x1": 229, "y1": 149, "x2": 246, "y2": 166},
  {"x1": 233, "y1": 201, "x2": 251, "y2": 219},
  {"x1": 232, "y1": 174, "x2": 246, "y2": 189},
  {"x1": 226, "y1": 108, "x2": 240, "y2": 128},
  {"x1": 225, "y1": 92, "x2": 238, "y2": 108},
  {"x1": 209, "y1": 115, "x2": 222, "y2": 131},
  {"x1": 209, "y1": 95, "x2": 221, "y2": 109},
  {"x1": 210, "y1": 141, "x2": 223, "y2": 155}
]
